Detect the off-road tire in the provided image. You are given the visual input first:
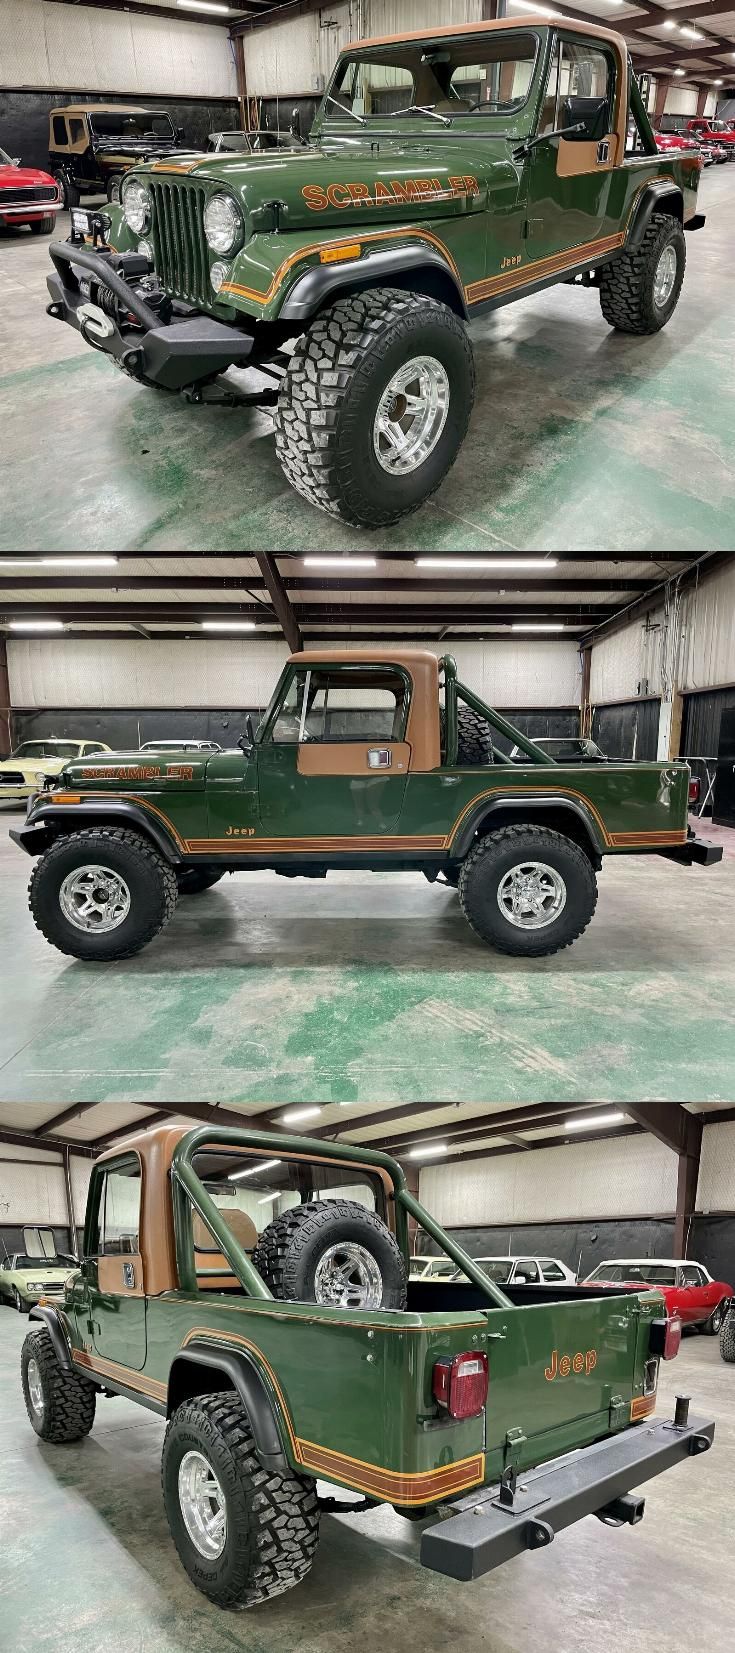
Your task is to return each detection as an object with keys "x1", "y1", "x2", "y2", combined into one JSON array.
[
  {"x1": 176, "y1": 867, "x2": 226, "y2": 896},
  {"x1": 719, "y1": 1309, "x2": 735, "y2": 1363},
  {"x1": 440, "y1": 704, "x2": 495, "y2": 766},
  {"x1": 30, "y1": 215, "x2": 55, "y2": 235},
  {"x1": 599, "y1": 212, "x2": 685, "y2": 335},
  {"x1": 28, "y1": 826, "x2": 178, "y2": 961},
  {"x1": 21, "y1": 1326, "x2": 96, "y2": 1442},
  {"x1": 459, "y1": 824, "x2": 598, "y2": 957},
  {"x1": 53, "y1": 170, "x2": 79, "y2": 210},
  {"x1": 106, "y1": 173, "x2": 124, "y2": 203},
  {"x1": 274, "y1": 287, "x2": 475, "y2": 528},
  {"x1": 253, "y1": 1200, "x2": 407, "y2": 1310},
  {"x1": 161, "y1": 1393, "x2": 319, "y2": 1609}
]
